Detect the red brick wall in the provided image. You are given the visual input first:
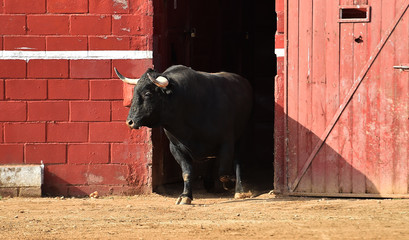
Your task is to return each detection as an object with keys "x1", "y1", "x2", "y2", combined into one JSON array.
[{"x1": 0, "y1": 0, "x2": 154, "y2": 196}]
